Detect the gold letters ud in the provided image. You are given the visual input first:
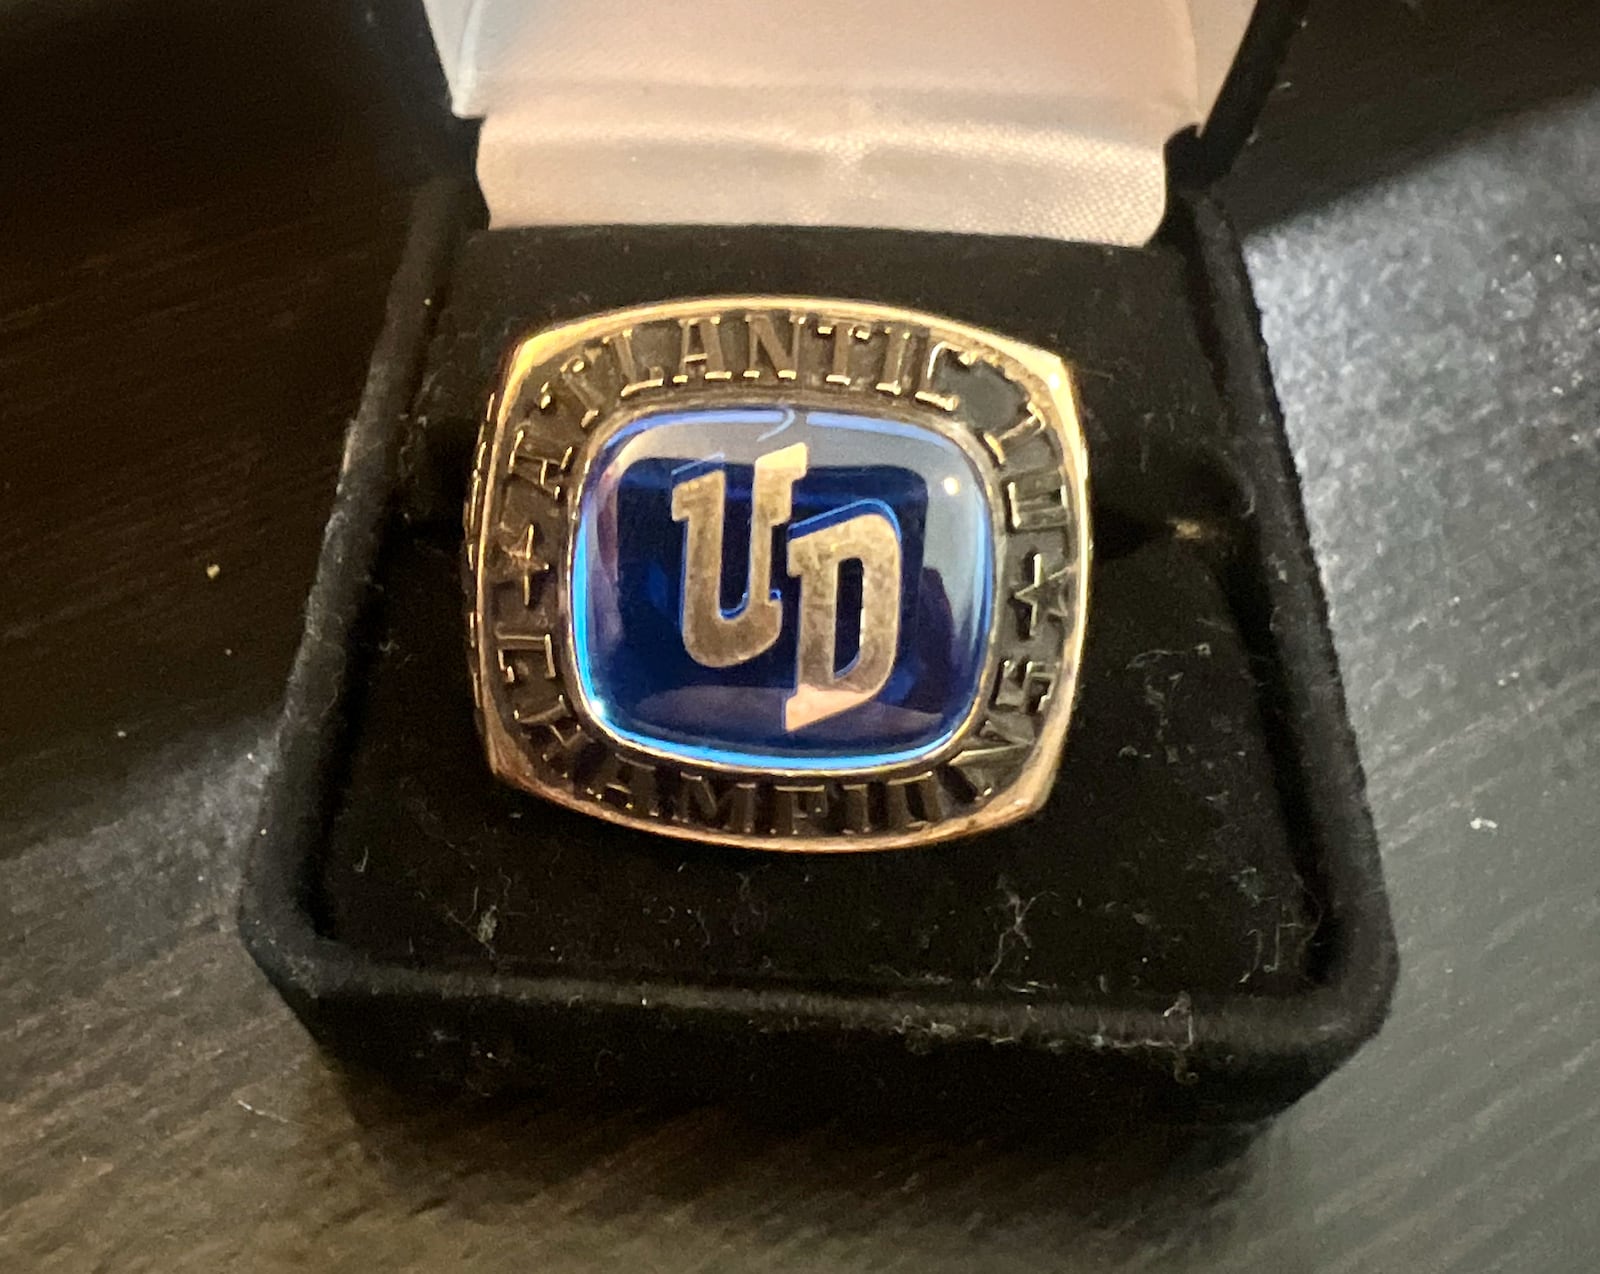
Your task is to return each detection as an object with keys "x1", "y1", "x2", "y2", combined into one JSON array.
[{"x1": 671, "y1": 443, "x2": 901, "y2": 731}]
